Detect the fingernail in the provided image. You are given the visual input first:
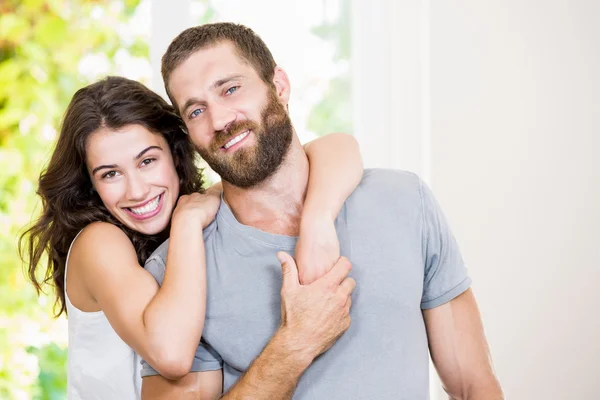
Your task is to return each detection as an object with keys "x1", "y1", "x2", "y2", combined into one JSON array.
[{"x1": 277, "y1": 253, "x2": 287, "y2": 264}]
